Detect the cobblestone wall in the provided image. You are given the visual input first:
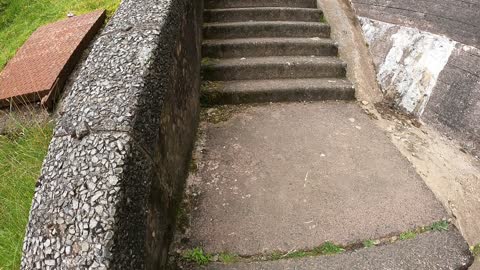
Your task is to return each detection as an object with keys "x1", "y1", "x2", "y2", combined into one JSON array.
[{"x1": 21, "y1": 0, "x2": 203, "y2": 269}]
